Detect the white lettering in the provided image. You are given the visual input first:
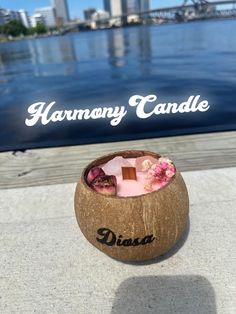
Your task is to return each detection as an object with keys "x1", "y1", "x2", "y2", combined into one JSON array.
[
  {"x1": 129, "y1": 95, "x2": 157, "y2": 118},
  {"x1": 25, "y1": 102, "x2": 127, "y2": 127},
  {"x1": 25, "y1": 95, "x2": 210, "y2": 128},
  {"x1": 25, "y1": 101, "x2": 55, "y2": 126},
  {"x1": 110, "y1": 106, "x2": 127, "y2": 126},
  {"x1": 198, "y1": 100, "x2": 210, "y2": 112},
  {"x1": 129, "y1": 94, "x2": 210, "y2": 118}
]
